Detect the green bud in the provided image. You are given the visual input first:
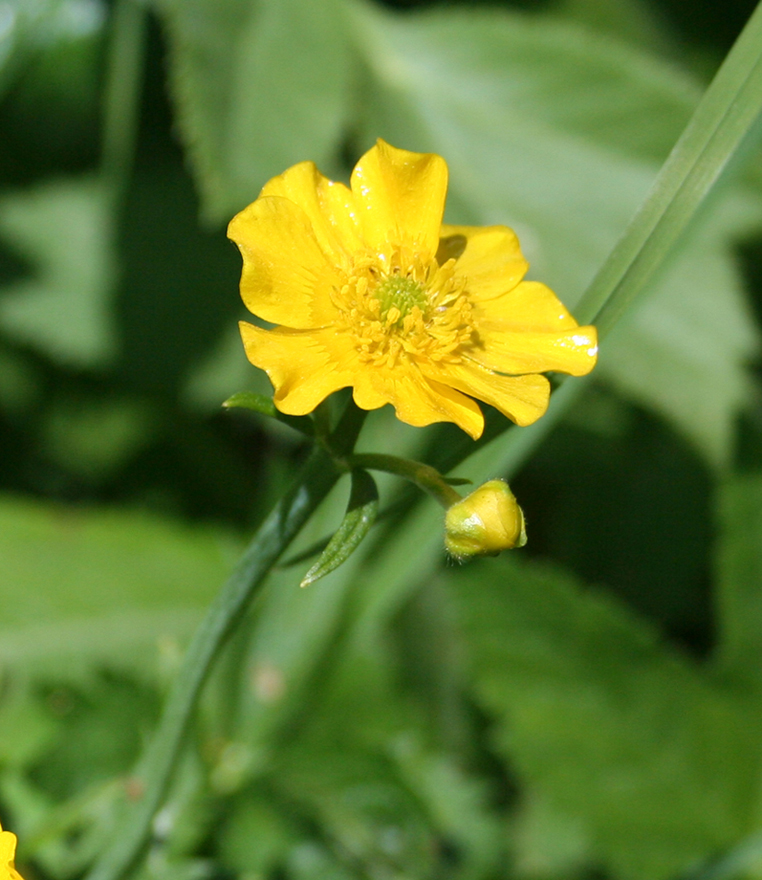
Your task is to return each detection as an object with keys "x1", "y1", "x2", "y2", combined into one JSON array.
[{"x1": 444, "y1": 479, "x2": 526, "y2": 560}]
